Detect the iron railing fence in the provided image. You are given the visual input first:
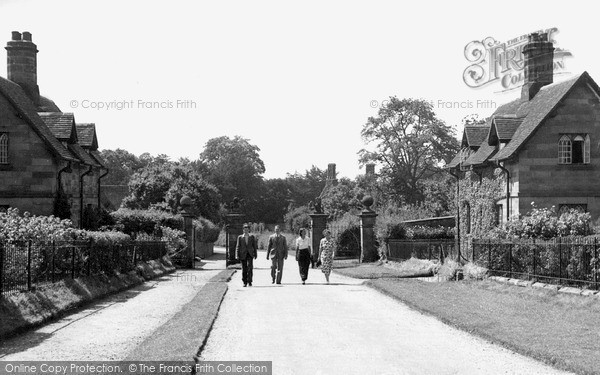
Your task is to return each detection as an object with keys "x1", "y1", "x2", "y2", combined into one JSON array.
[
  {"x1": 387, "y1": 239, "x2": 457, "y2": 262},
  {"x1": 472, "y1": 237, "x2": 599, "y2": 290},
  {"x1": 0, "y1": 240, "x2": 167, "y2": 296}
]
